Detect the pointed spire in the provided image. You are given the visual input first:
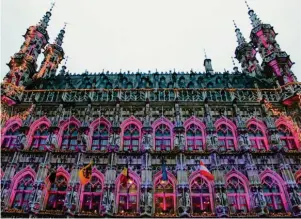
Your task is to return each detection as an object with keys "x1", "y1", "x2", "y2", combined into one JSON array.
[
  {"x1": 54, "y1": 22, "x2": 67, "y2": 46},
  {"x1": 204, "y1": 49, "x2": 207, "y2": 59},
  {"x1": 38, "y1": 2, "x2": 55, "y2": 30},
  {"x1": 245, "y1": 1, "x2": 261, "y2": 28},
  {"x1": 203, "y1": 49, "x2": 214, "y2": 74},
  {"x1": 233, "y1": 20, "x2": 246, "y2": 46},
  {"x1": 232, "y1": 56, "x2": 239, "y2": 72}
]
